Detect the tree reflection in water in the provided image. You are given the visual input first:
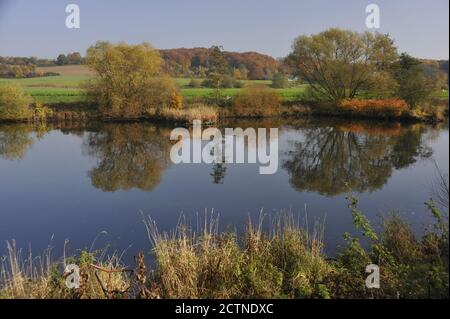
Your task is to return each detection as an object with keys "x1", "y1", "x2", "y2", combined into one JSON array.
[
  {"x1": 0, "y1": 120, "x2": 438, "y2": 196},
  {"x1": 282, "y1": 122, "x2": 433, "y2": 196},
  {"x1": 83, "y1": 123, "x2": 173, "y2": 192},
  {"x1": 0, "y1": 124, "x2": 52, "y2": 160},
  {"x1": 0, "y1": 124, "x2": 35, "y2": 160}
]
